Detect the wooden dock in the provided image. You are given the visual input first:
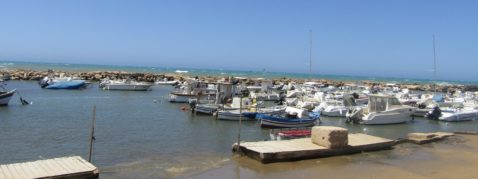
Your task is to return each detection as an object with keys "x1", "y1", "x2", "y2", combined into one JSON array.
[
  {"x1": 0, "y1": 156, "x2": 99, "y2": 179},
  {"x1": 233, "y1": 133, "x2": 395, "y2": 163}
]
